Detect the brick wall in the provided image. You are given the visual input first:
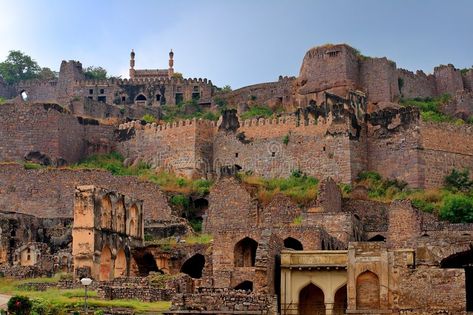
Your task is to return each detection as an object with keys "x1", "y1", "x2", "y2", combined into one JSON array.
[
  {"x1": 0, "y1": 164, "x2": 172, "y2": 220},
  {"x1": 420, "y1": 121, "x2": 473, "y2": 188},
  {"x1": 387, "y1": 200, "x2": 421, "y2": 248},
  {"x1": 360, "y1": 57, "x2": 399, "y2": 103},
  {"x1": 0, "y1": 101, "x2": 114, "y2": 164},
  {"x1": 464, "y1": 69, "x2": 473, "y2": 91},
  {"x1": 16, "y1": 81, "x2": 58, "y2": 102},
  {"x1": 434, "y1": 64, "x2": 464, "y2": 96},
  {"x1": 397, "y1": 68, "x2": 436, "y2": 99}
]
